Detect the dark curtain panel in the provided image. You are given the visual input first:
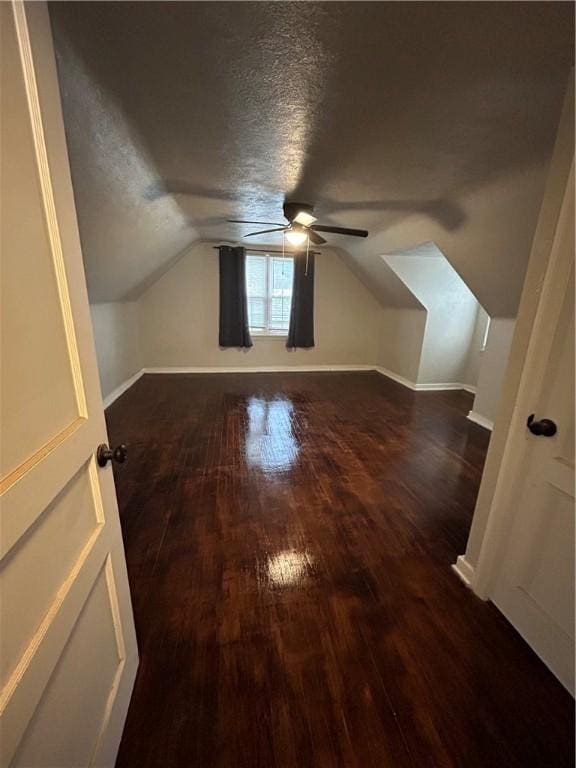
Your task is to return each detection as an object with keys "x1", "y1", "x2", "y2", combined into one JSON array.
[
  {"x1": 287, "y1": 251, "x2": 315, "y2": 348},
  {"x1": 218, "y1": 245, "x2": 252, "y2": 348}
]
